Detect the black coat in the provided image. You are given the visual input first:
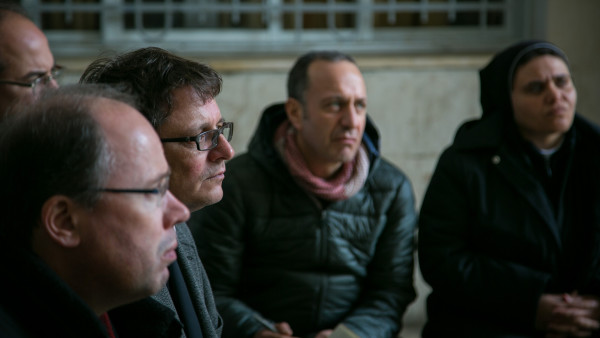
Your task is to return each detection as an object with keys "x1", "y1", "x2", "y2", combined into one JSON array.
[
  {"x1": 418, "y1": 111, "x2": 600, "y2": 337},
  {"x1": 0, "y1": 247, "x2": 112, "y2": 338},
  {"x1": 0, "y1": 245, "x2": 185, "y2": 338}
]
